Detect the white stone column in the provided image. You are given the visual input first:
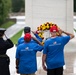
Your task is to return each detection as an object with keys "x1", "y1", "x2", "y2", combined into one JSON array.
[
  {"x1": 25, "y1": 0, "x2": 73, "y2": 33},
  {"x1": 66, "y1": 0, "x2": 73, "y2": 33}
]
